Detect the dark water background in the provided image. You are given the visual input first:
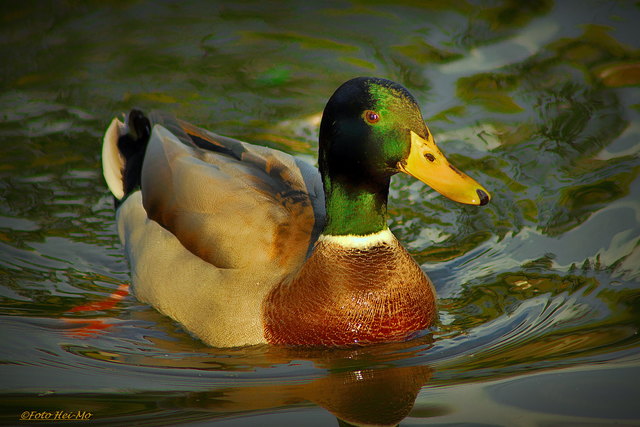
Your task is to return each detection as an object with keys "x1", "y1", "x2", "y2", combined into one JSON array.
[{"x1": 1, "y1": 1, "x2": 639, "y2": 425}]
